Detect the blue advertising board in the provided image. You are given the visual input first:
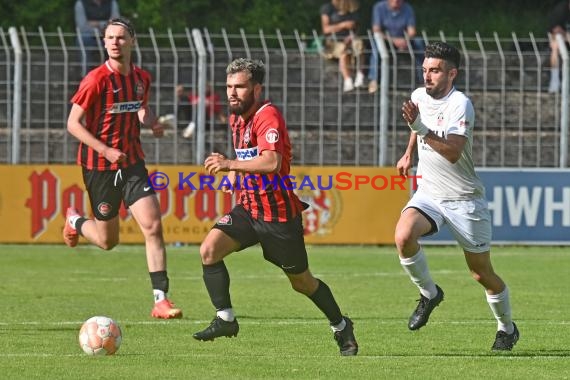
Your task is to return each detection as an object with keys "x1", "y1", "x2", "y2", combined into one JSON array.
[{"x1": 421, "y1": 169, "x2": 570, "y2": 245}]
